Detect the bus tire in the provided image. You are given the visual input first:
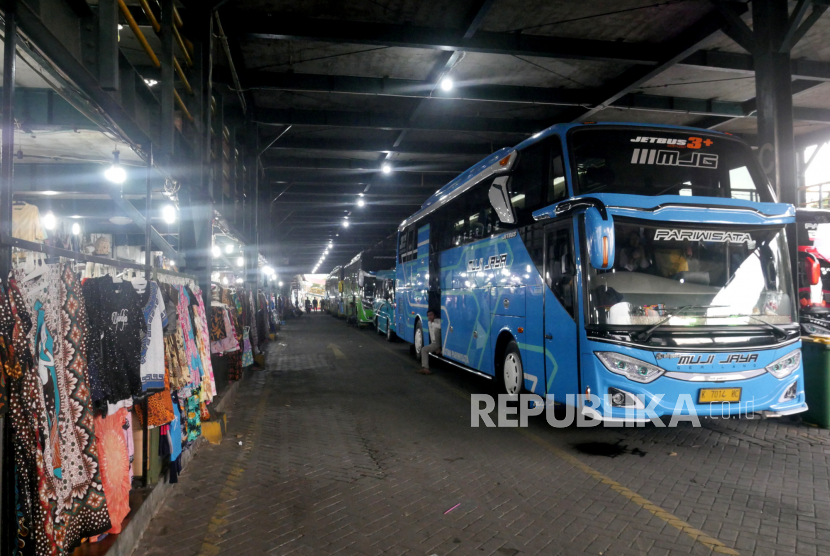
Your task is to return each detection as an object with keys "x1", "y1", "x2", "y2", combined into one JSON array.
[
  {"x1": 495, "y1": 340, "x2": 524, "y2": 397},
  {"x1": 413, "y1": 319, "x2": 424, "y2": 359},
  {"x1": 386, "y1": 321, "x2": 395, "y2": 342}
]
